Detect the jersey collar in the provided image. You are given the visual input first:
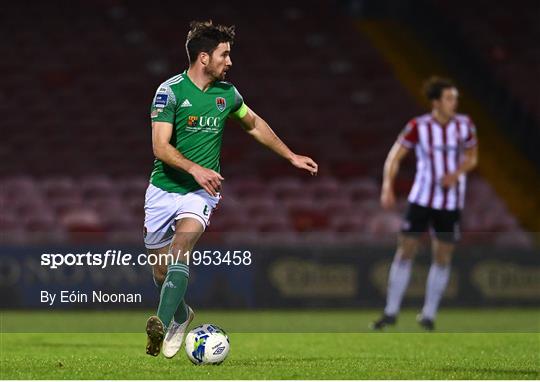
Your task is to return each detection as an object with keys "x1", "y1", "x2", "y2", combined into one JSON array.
[{"x1": 183, "y1": 70, "x2": 213, "y2": 93}]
